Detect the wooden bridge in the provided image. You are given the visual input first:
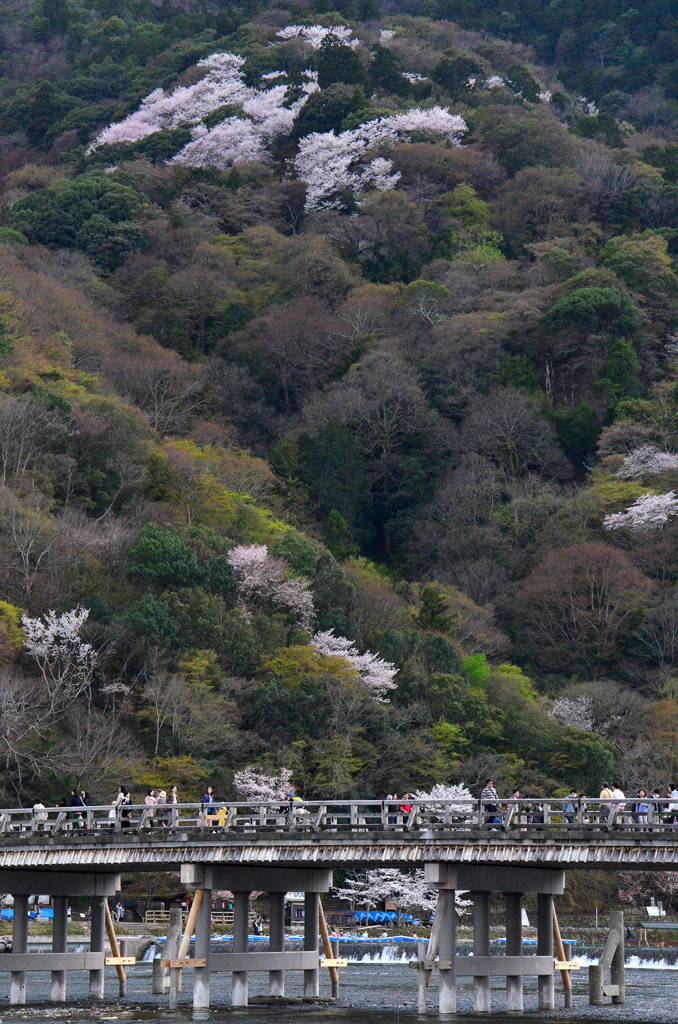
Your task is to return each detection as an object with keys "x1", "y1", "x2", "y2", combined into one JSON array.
[{"x1": 0, "y1": 797, "x2": 671, "y2": 1013}]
